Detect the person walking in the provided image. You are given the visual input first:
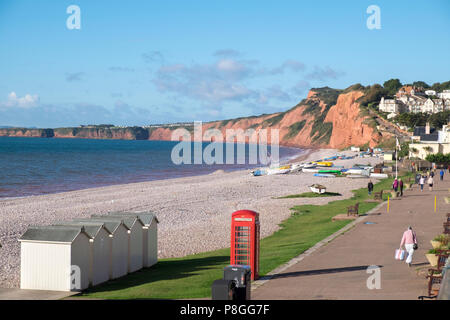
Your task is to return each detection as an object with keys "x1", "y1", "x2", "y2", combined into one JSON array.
[
  {"x1": 400, "y1": 226, "x2": 418, "y2": 267},
  {"x1": 393, "y1": 178, "x2": 399, "y2": 195},
  {"x1": 428, "y1": 175, "x2": 434, "y2": 191},
  {"x1": 419, "y1": 175, "x2": 425, "y2": 192},
  {"x1": 399, "y1": 178, "x2": 404, "y2": 196},
  {"x1": 368, "y1": 180, "x2": 374, "y2": 195},
  {"x1": 430, "y1": 170, "x2": 435, "y2": 178},
  {"x1": 440, "y1": 168, "x2": 444, "y2": 181}
]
